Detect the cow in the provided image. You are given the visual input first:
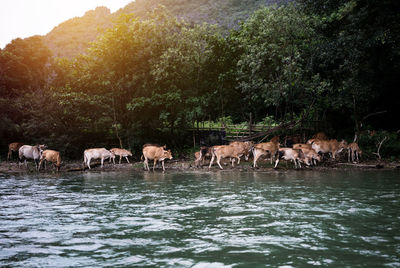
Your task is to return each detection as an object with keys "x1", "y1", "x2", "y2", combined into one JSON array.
[
  {"x1": 109, "y1": 148, "x2": 132, "y2": 164},
  {"x1": 292, "y1": 143, "x2": 312, "y2": 150},
  {"x1": 313, "y1": 132, "x2": 328, "y2": 140},
  {"x1": 274, "y1": 148, "x2": 304, "y2": 169},
  {"x1": 142, "y1": 145, "x2": 173, "y2": 171},
  {"x1": 18, "y1": 144, "x2": 46, "y2": 170},
  {"x1": 208, "y1": 143, "x2": 248, "y2": 170},
  {"x1": 143, "y1": 144, "x2": 166, "y2": 149},
  {"x1": 299, "y1": 147, "x2": 321, "y2": 166},
  {"x1": 283, "y1": 135, "x2": 303, "y2": 147},
  {"x1": 194, "y1": 146, "x2": 213, "y2": 168},
  {"x1": 252, "y1": 136, "x2": 280, "y2": 167},
  {"x1": 311, "y1": 139, "x2": 347, "y2": 160},
  {"x1": 39, "y1": 149, "x2": 61, "y2": 171},
  {"x1": 7, "y1": 142, "x2": 24, "y2": 161},
  {"x1": 347, "y1": 142, "x2": 362, "y2": 163},
  {"x1": 228, "y1": 141, "x2": 254, "y2": 164},
  {"x1": 307, "y1": 132, "x2": 328, "y2": 145},
  {"x1": 83, "y1": 148, "x2": 114, "y2": 169},
  {"x1": 252, "y1": 146, "x2": 271, "y2": 168}
]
